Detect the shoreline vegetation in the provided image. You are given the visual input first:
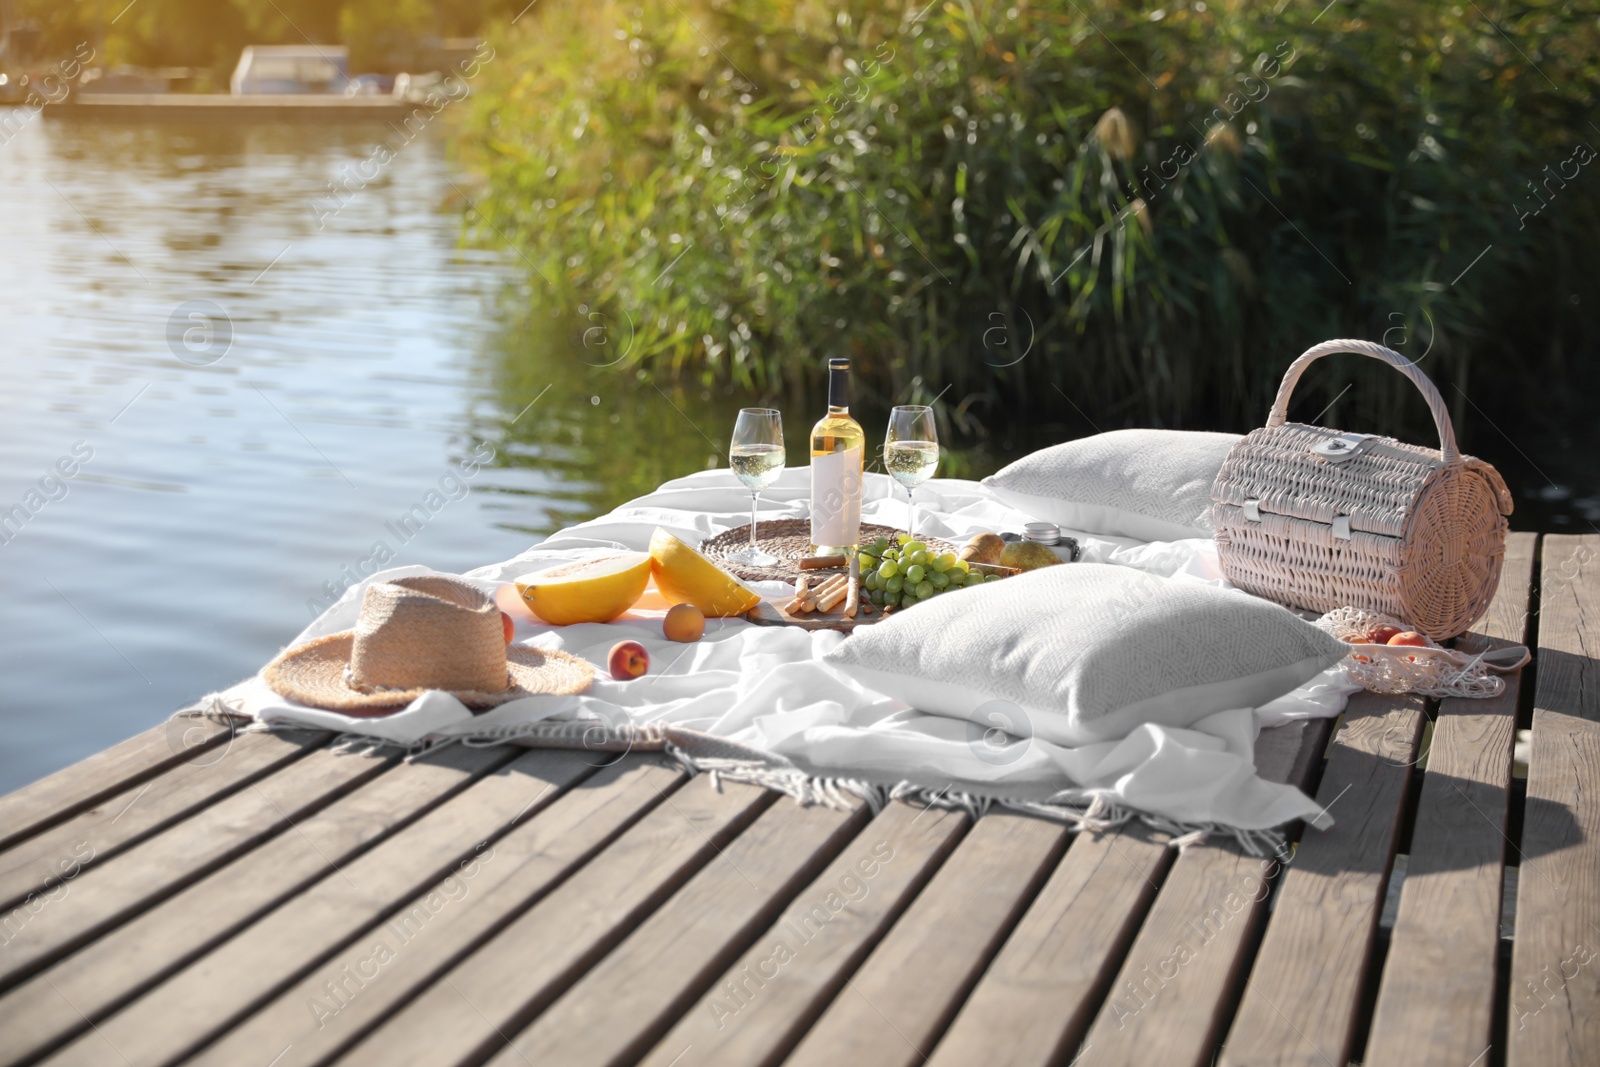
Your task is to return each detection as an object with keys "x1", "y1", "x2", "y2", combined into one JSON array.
[
  {"x1": 455, "y1": 0, "x2": 1597, "y2": 456},
  {"x1": 13, "y1": 0, "x2": 1596, "y2": 524}
]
